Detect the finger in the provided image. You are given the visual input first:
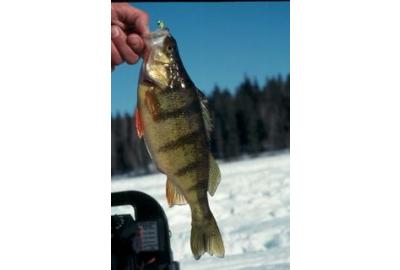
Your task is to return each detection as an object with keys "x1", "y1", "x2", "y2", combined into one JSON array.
[
  {"x1": 111, "y1": 40, "x2": 123, "y2": 67},
  {"x1": 127, "y1": 33, "x2": 144, "y2": 56},
  {"x1": 112, "y1": 25, "x2": 140, "y2": 64},
  {"x1": 111, "y1": 4, "x2": 125, "y2": 29},
  {"x1": 121, "y1": 6, "x2": 149, "y2": 35}
]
